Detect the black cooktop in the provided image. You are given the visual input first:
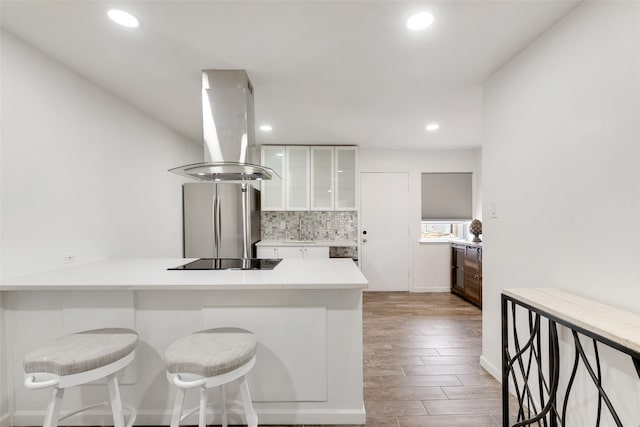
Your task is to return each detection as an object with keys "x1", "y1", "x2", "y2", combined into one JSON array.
[{"x1": 168, "y1": 258, "x2": 282, "y2": 271}]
